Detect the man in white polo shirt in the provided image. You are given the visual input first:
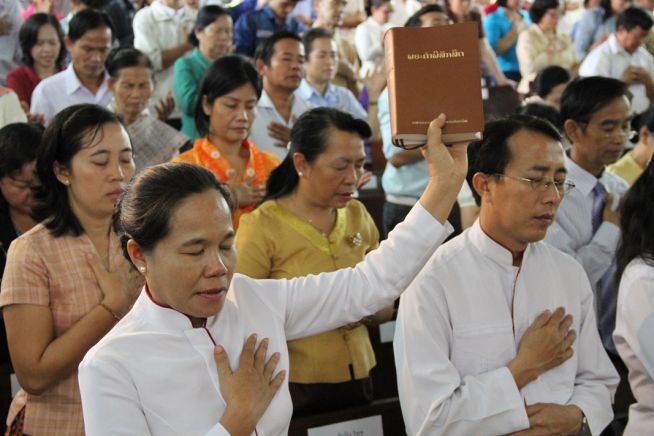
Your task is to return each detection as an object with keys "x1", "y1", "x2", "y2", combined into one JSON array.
[
  {"x1": 579, "y1": 7, "x2": 654, "y2": 115},
  {"x1": 251, "y1": 31, "x2": 314, "y2": 160},
  {"x1": 31, "y1": 8, "x2": 113, "y2": 124}
]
